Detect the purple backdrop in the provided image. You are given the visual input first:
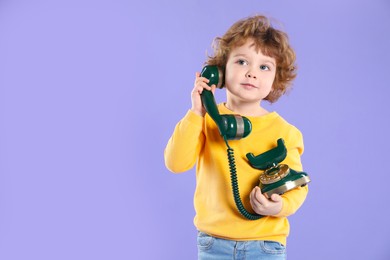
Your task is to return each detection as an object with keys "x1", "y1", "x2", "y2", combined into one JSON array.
[{"x1": 1, "y1": 0, "x2": 389, "y2": 259}]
